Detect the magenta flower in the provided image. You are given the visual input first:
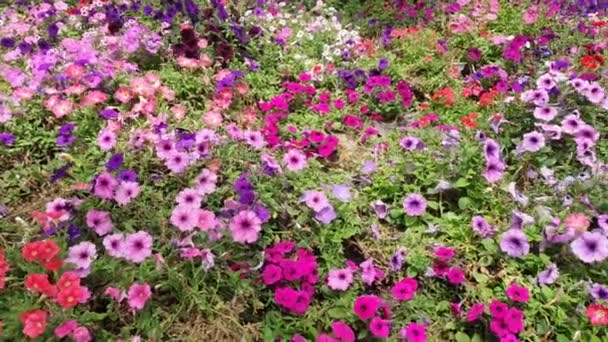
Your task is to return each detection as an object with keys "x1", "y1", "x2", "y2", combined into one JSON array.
[
  {"x1": 353, "y1": 295, "x2": 382, "y2": 320},
  {"x1": 369, "y1": 316, "x2": 390, "y2": 339},
  {"x1": 434, "y1": 246, "x2": 455, "y2": 261},
  {"x1": 447, "y1": 268, "x2": 465, "y2": 285},
  {"x1": 391, "y1": 277, "x2": 418, "y2": 301},
  {"x1": 506, "y1": 284, "x2": 530, "y2": 303},
  {"x1": 466, "y1": 303, "x2": 485, "y2": 322},
  {"x1": 401, "y1": 322, "x2": 427, "y2": 342},
  {"x1": 262, "y1": 264, "x2": 283, "y2": 285},
  {"x1": 331, "y1": 321, "x2": 355, "y2": 342}
]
